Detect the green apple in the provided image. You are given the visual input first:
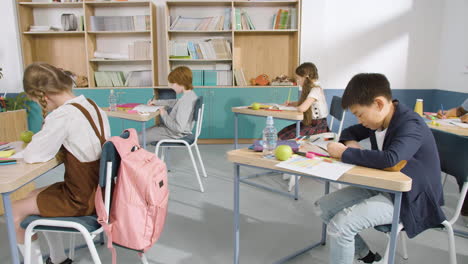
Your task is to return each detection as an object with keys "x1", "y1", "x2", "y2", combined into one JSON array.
[
  {"x1": 20, "y1": 130, "x2": 34, "y2": 143},
  {"x1": 251, "y1": 102, "x2": 260, "y2": 110},
  {"x1": 275, "y1": 145, "x2": 293, "y2": 161}
]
